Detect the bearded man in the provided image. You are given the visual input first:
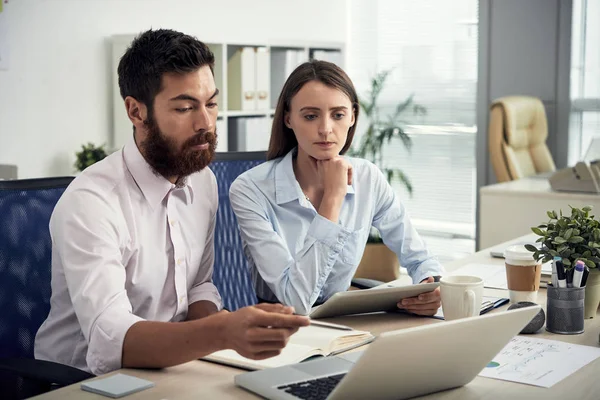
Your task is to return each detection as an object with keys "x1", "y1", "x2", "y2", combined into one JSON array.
[{"x1": 34, "y1": 29, "x2": 308, "y2": 375}]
